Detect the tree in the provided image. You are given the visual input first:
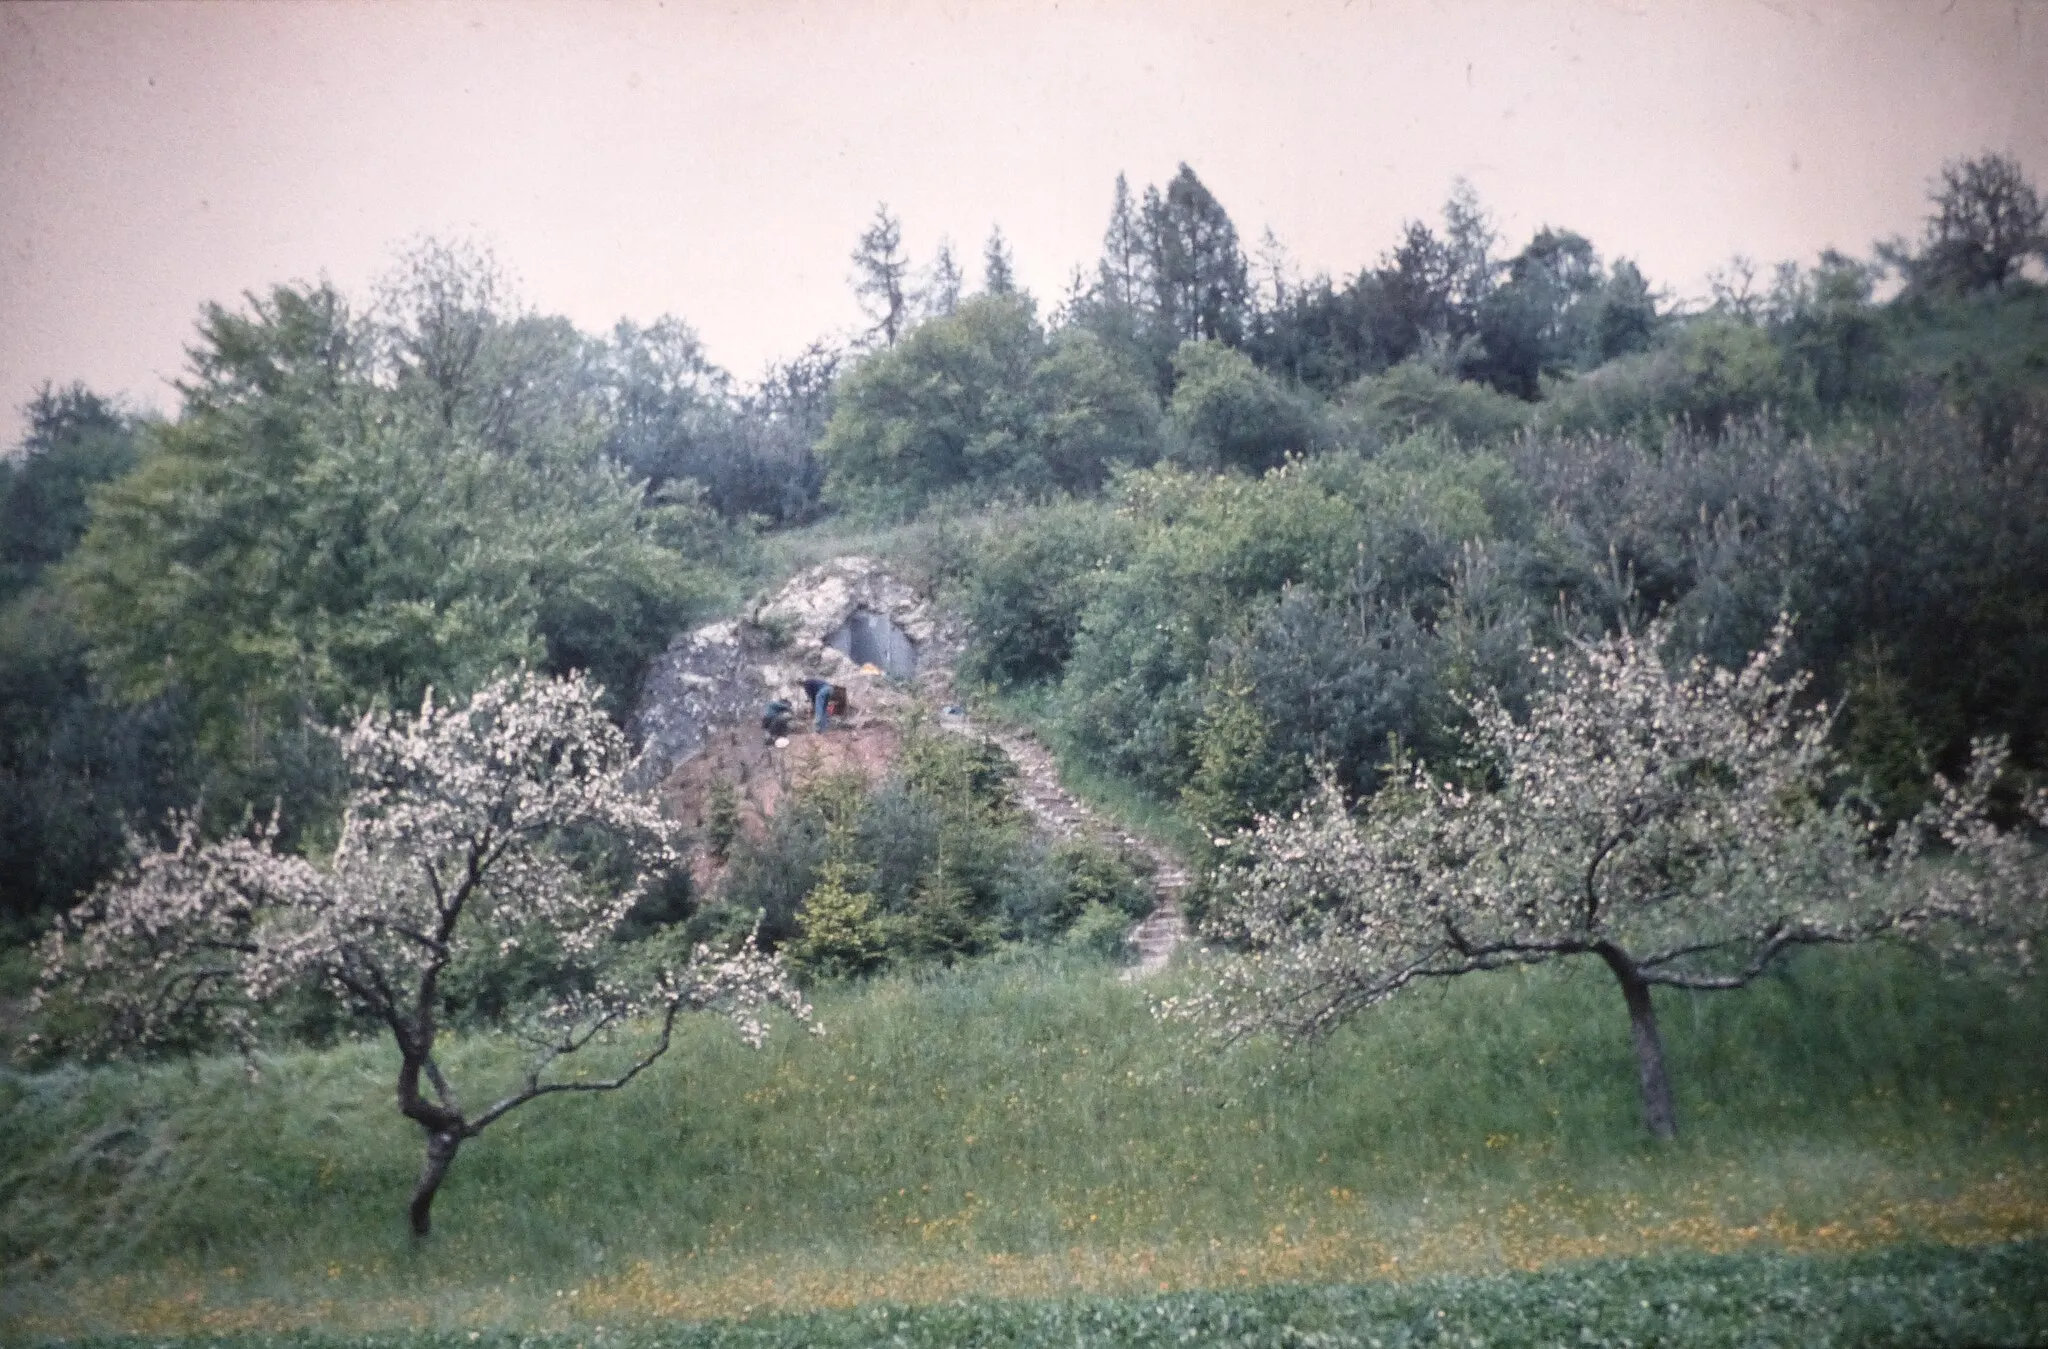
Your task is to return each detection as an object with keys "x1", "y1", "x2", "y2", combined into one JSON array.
[
  {"x1": 373, "y1": 236, "x2": 516, "y2": 434},
  {"x1": 179, "y1": 280, "x2": 359, "y2": 417},
  {"x1": 64, "y1": 277, "x2": 715, "y2": 778},
  {"x1": 818, "y1": 292, "x2": 1046, "y2": 513},
  {"x1": 1888, "y1": 735, "x2": 2048, "y2": 981},
  {"x1": 1, "y1": 383, "x2": 138, "y2": 605},
  {"x1": 373, "y1": 238, "x2": 602, "y2": 460},
  {"x1": 2, "y1": 391, "x2": 198, "y2": 932},
  {"x1": 1252, "y1": 226, "x2": 1295, "y2": 318},
  {"x1": 1438, "y1": 178, "x2": 1499, "y2": 323},
  {"x1": 1706, "y1": 254, "x2": 1767, "y2": 321},
  {"x1": 1141, "y1": 165, "x2": 1250, "y2": 351},
  {"x1": 1590, "y1": 258, "x2": 1659, "y2": 363},
  {"x1": 1352, "y1": 183, "x2": 1503, "y2": 377},
  {"x1": 1164, "y1": 340, "x2": 1321, "y2": 474},
  {"x1": 1097, "y1": 173, "x2": 1146, "y2": 315},
  {"x1": 1473, "y1": 227, "x2": 1604, "y2": 397},
  {"x1": 1907, "y1": 152, "x2": 2047, "y2": 294},
  {"x1": 919, "y1": 239, "x2": 965, "y2": 319},
  {"x1": 594, "y1": 316, "x2": 737, "y2": 496},
  {"x1": 1175, "y1": 620, "x2": 2044, "y2": 1141},
  {"x1": 1027, "y1": 330, "x2": 1162, "y2": 493},
  {"x1": 1771, "y1": 250, "x2": 1895, "y2": 414},
  {"x1": 982, "y1": 227, "x2": 1017, "y2": 296},
  {"x1": 709, "y1": 340, "x2": 840, "y2": 526},
  {"x1": 1360, "y1": 221, "x2": 1458, "y2": 368},
  {"x1": 818, "y1": 292, "x2": 1160, "y2": 511},
  {"x1": 1069, "y1": 173, "x2": 1151, "y2": 361},
  {"x1": 851, "y1": 204, "x2": 913, "y2": 348},
  {"x1": 32, "y1": 672, "x2": 812, "y2": 1236},
  {"x1": 788, "y1": 805, "x2": 887, "y2": 979}
]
